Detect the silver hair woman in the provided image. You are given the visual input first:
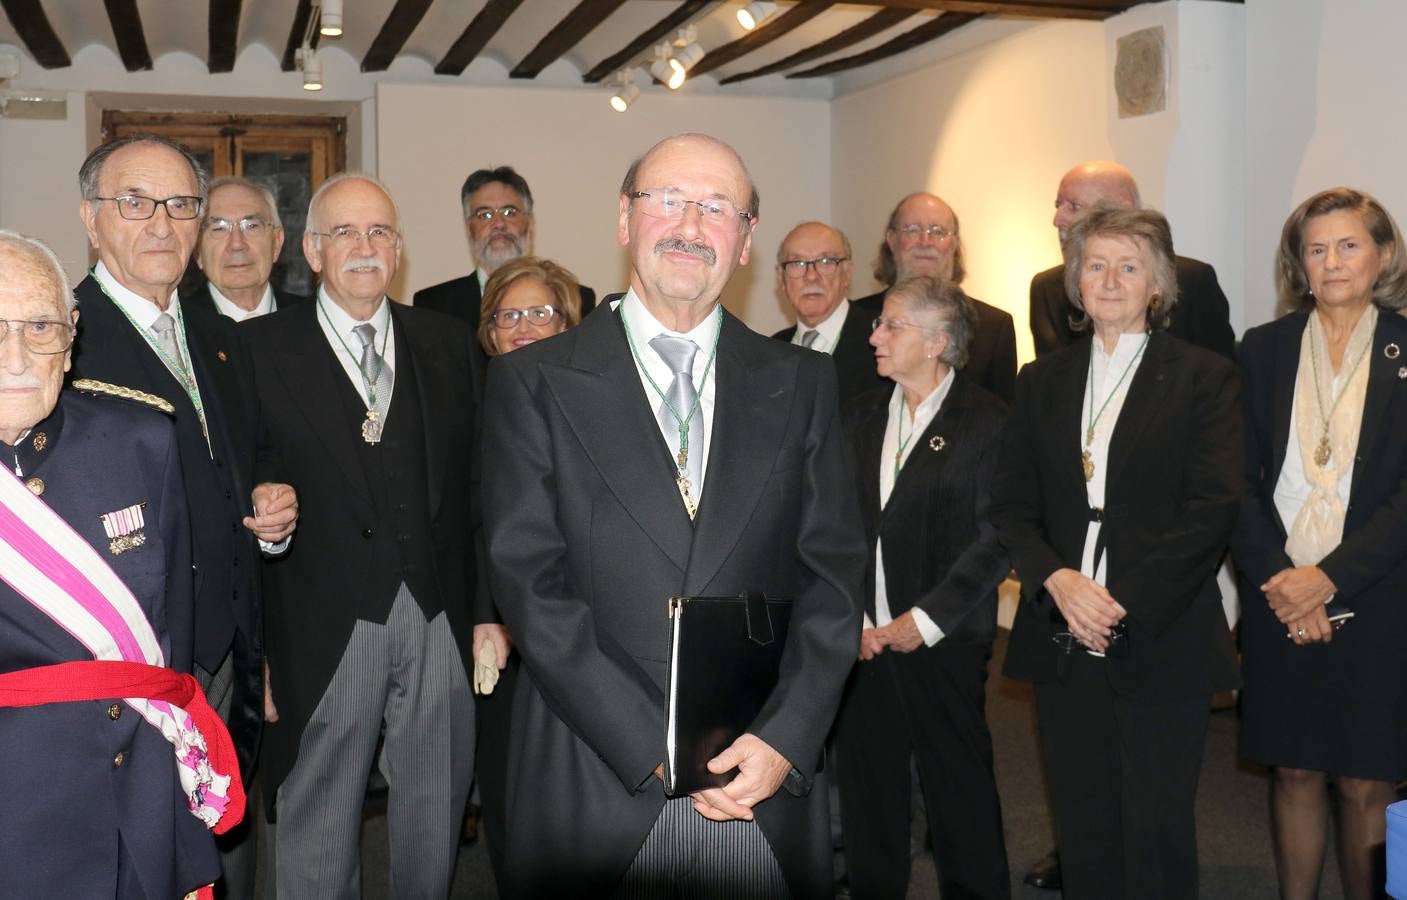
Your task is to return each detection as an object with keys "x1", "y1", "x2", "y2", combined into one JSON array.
[{"x1": 1062, "y1": 204, "x2": 1179, "y2": 335}]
